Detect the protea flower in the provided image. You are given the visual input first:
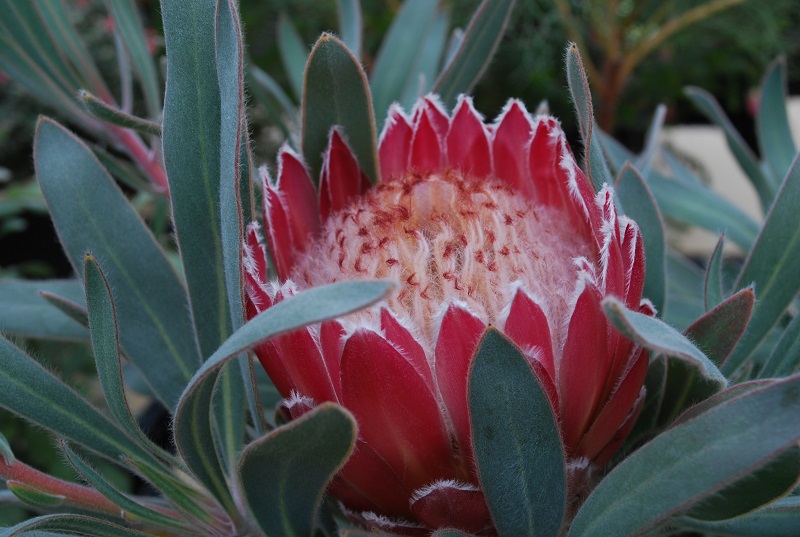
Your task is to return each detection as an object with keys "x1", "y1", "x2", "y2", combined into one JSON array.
[{"x1": 244, "y1": 95, "x2": 651, "y2": 535}]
